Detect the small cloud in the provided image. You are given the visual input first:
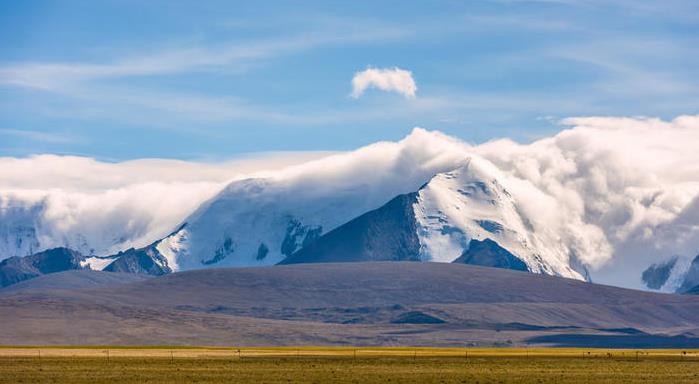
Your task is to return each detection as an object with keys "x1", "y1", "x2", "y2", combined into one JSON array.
[{"x1": 351, "y1": 67, "x2": 417, "y2": 99}]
